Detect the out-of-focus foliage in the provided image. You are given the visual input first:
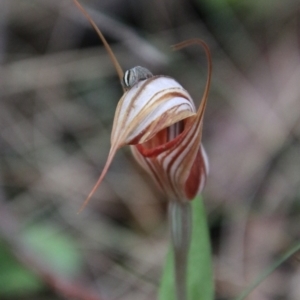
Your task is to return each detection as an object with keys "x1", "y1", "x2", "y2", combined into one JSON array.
[
  {"x1": 0, "y1": 223, "x2": 82, "y2": 297},
  {"x1": 0, "y1": 242, "x2": 42, "y2": 296},
  {"x1": 22, "y1": 224, "x2": 82, "y2": 277}
]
